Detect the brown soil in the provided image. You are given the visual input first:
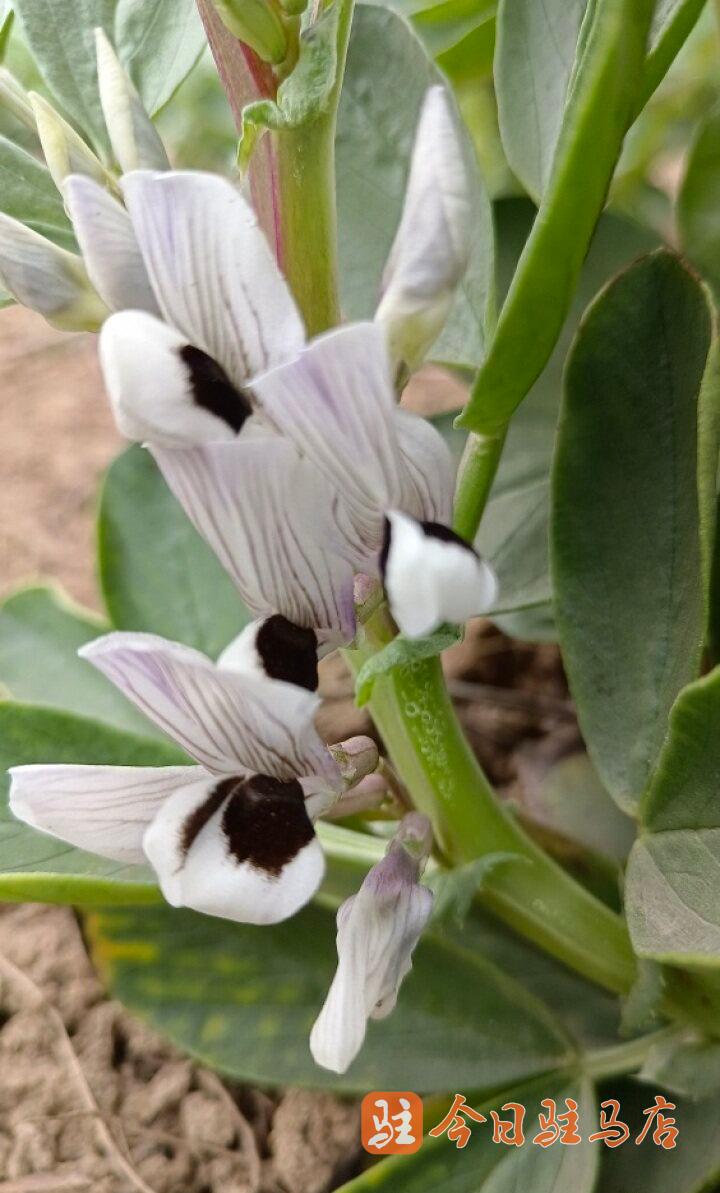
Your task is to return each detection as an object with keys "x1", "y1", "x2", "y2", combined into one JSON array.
[{"x1": 0, "y1": 307, "x2": 572, "y2": 1190}]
